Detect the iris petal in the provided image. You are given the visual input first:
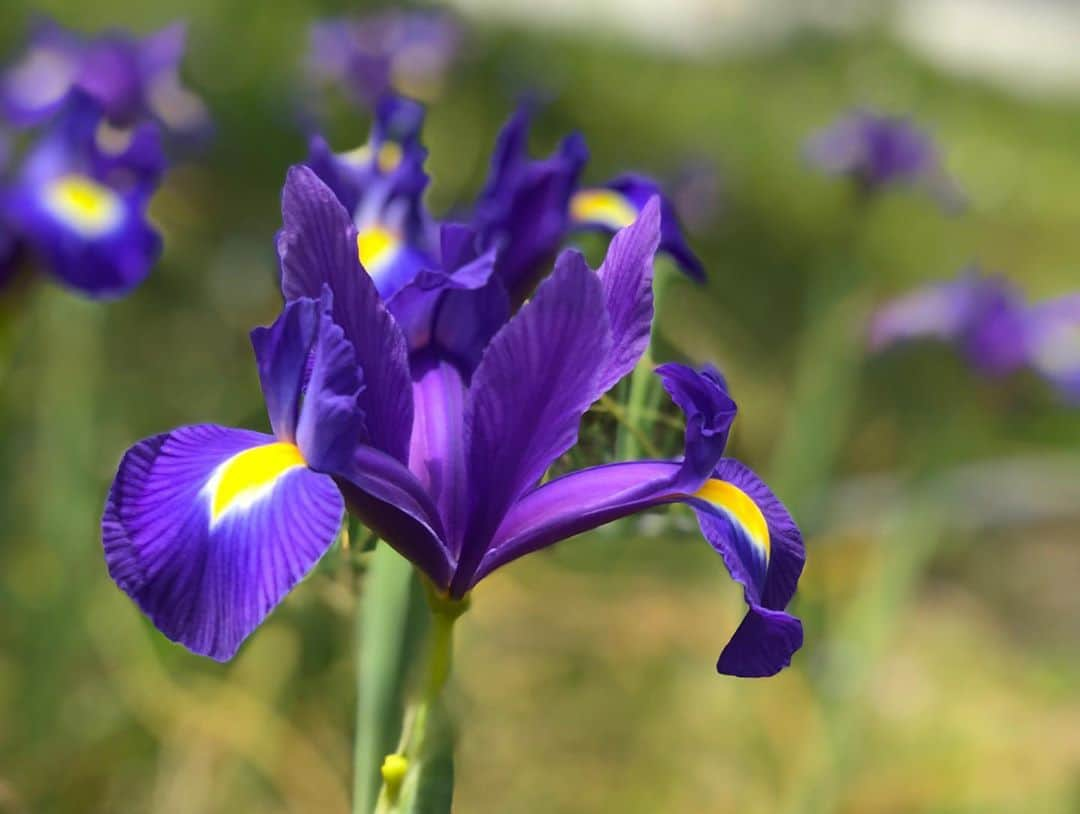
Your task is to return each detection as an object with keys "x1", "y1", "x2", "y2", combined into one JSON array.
[{"x1": 102, "y1": 424, "x2": 343, "y2": 661}]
